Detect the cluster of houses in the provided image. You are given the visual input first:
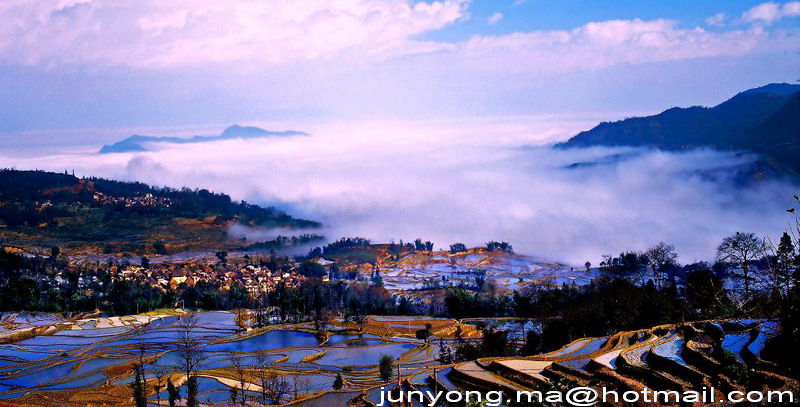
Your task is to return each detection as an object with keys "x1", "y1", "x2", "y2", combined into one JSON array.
[
  {"x1": 92, "y1": 192, "x2": 172, "y2": 208},
  {"x1": 35, "y1": 200, "x2": 53, "y2": 211},
  {"x1": 46, "y1": 253, "x2": 361, "y2": 303},
  {"x1": 111, "y1": 262, "x2": 309, "y2": 295}
]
